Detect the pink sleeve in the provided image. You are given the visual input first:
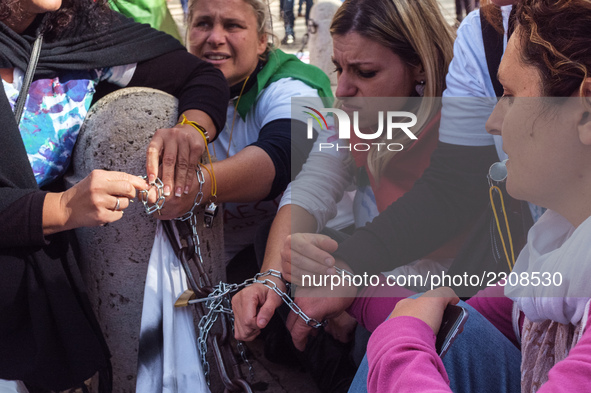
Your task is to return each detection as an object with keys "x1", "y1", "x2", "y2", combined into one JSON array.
[
  {"x1": 347, "y1": 279, "x2": 415, "y2": 332},
  {"x1": 367, "y1": 316, "x2": 452, "y2": 393},
  {"x1": 537, "y1": 324, "x2": 591, "y2": 392},
  {"x1": 466, "y1": 285, "x2": 523, "y2": 347}
]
